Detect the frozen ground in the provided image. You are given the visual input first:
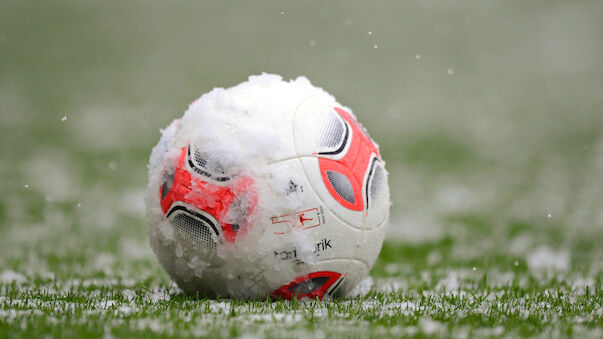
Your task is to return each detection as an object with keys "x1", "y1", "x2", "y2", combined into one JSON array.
[
  {"x1": 1, "y1": 1, "x2": 602, "y2": 338},
  {"x1": 0, "y1": 148, "x2": 601, "y2": 337},
  {"x1": 0, "y1": 270, "x2": 600, "y2": 338}
]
